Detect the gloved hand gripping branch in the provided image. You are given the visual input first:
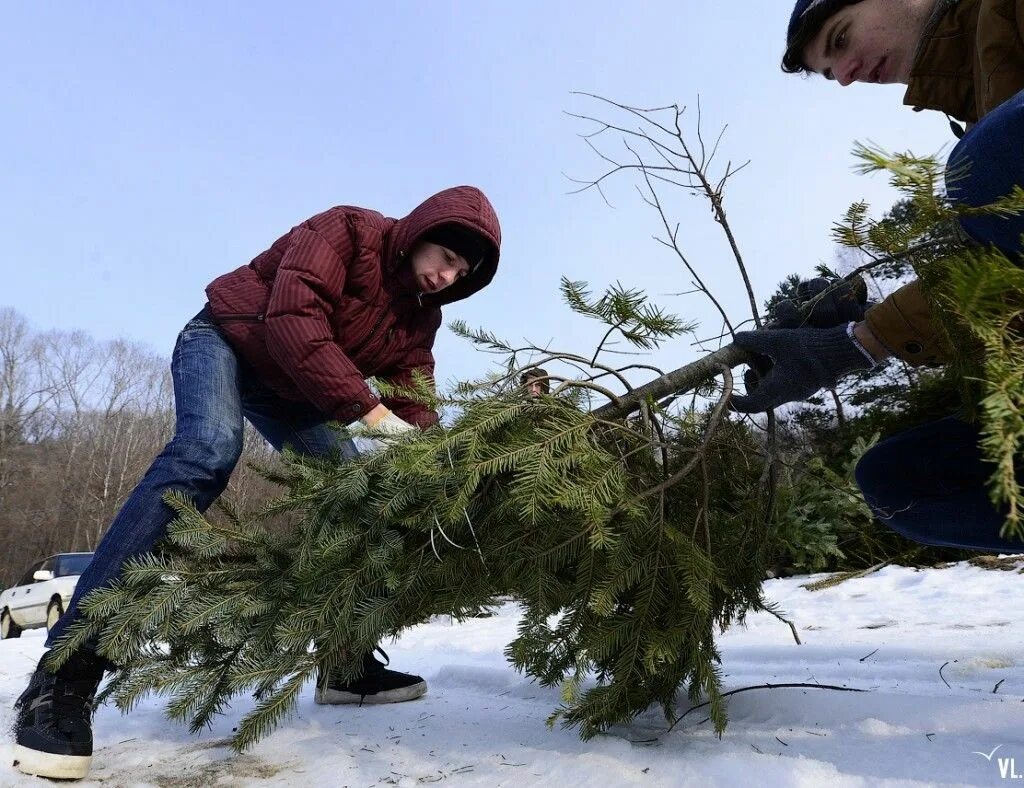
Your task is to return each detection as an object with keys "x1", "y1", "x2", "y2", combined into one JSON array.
[
  {"x1": 729, "y1": 322, "x2": 876, "y2": 413},
  {"x1": 730, "y1": 276, "x2": 878, "y2": 413}
]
